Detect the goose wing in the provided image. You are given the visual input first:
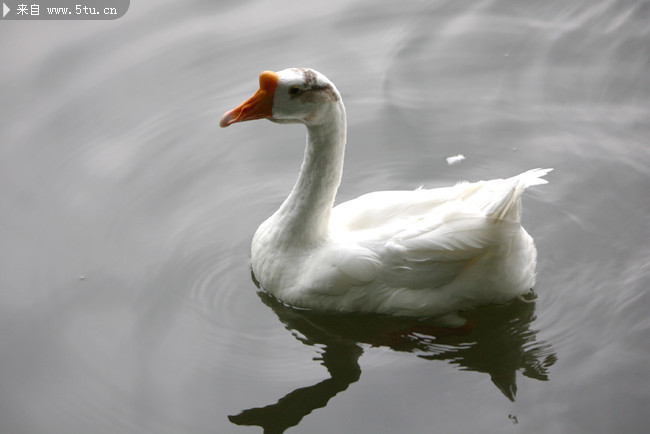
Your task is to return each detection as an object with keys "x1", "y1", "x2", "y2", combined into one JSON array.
[{"x1": 324, "y1": 169, "x2": 551, "y2": 289}]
